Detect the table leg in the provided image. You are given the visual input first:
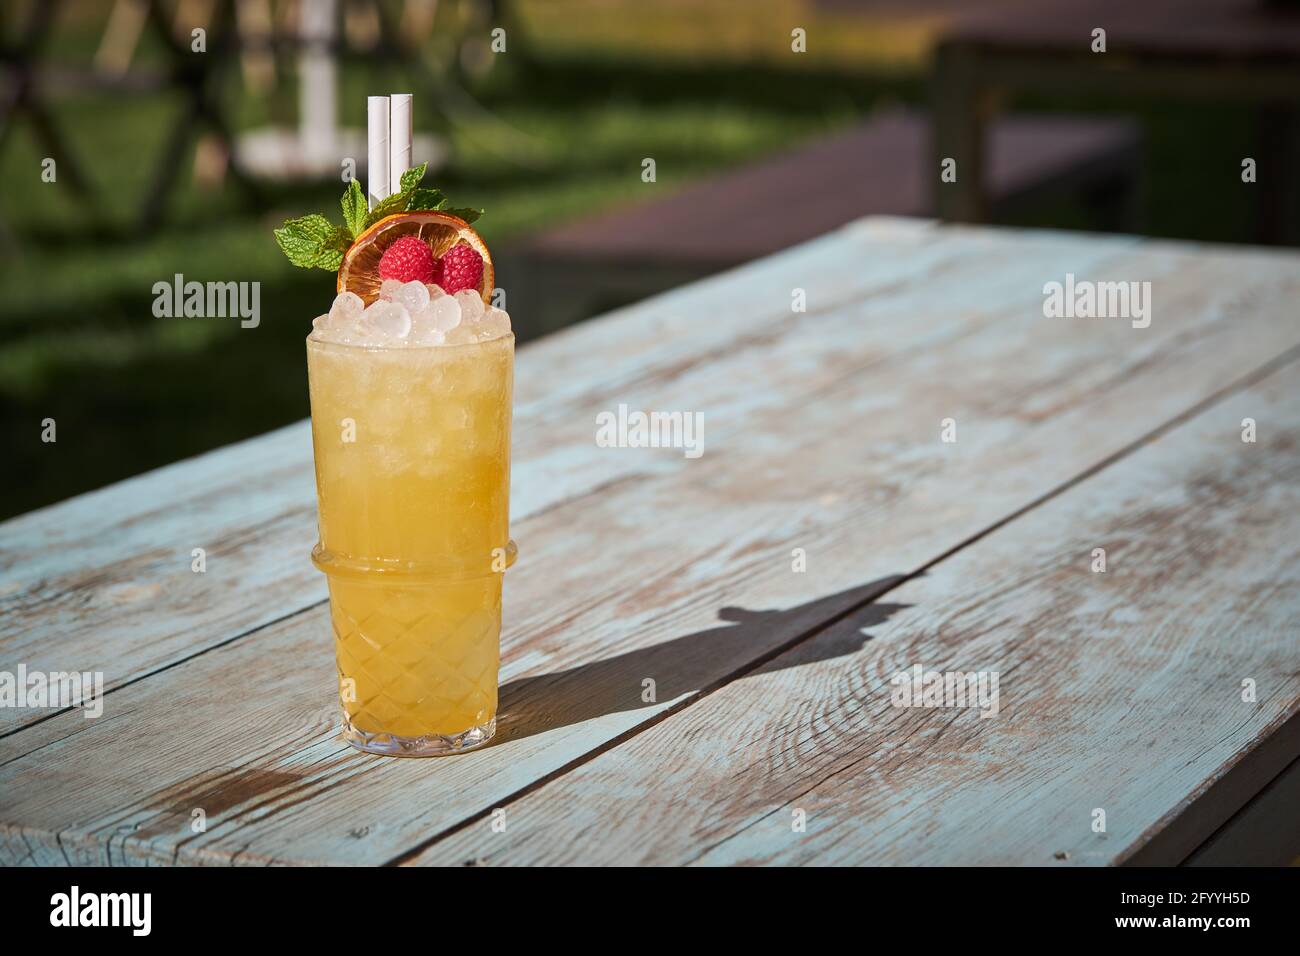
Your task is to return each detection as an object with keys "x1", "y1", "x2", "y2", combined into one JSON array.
[
  {"x1": 1256, "y1": 105, "x2": 1299, "y2": 246},
  {"x1": 933, "y1": 42, "x2": 991, "y2": 223}
]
